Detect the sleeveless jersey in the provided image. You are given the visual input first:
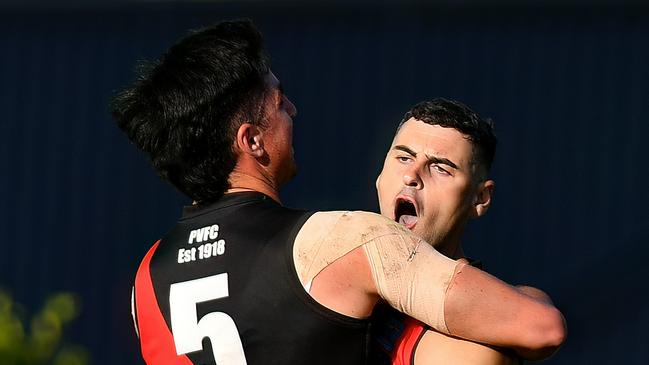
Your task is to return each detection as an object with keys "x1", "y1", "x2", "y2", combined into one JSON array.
[{"x1": 132, "y1": 192, "x2": 371, "y2": 365}]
